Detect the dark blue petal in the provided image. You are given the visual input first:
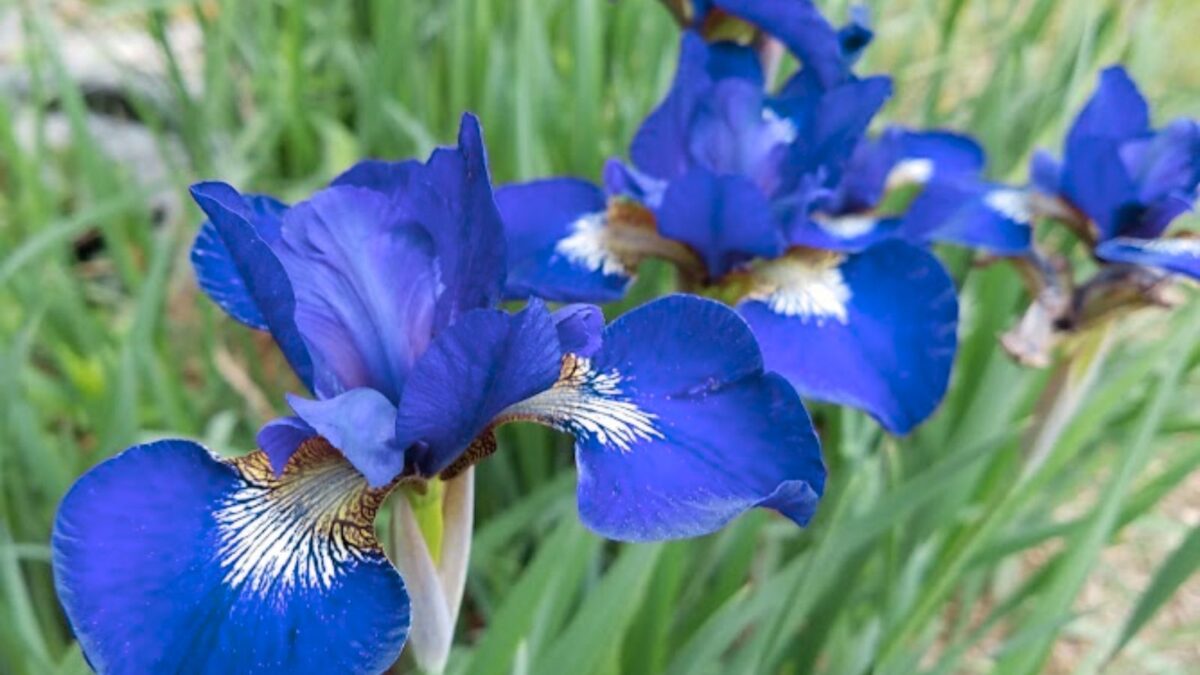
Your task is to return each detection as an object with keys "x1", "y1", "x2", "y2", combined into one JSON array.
[
  {"x1": 787, "y1": 215, "x2": 903, "y2": 253},
  {"x1": 1030, "y1": 149, "x2": 1063, "y2": 194},
  {"x1": 553, "y1": 304, "x2": 605, "y2": 358},
  {"x1": 901, "y1": 179, "x2": 1034, "y2": 255},
  {"x1": 52, "y1": 440, "x2": 409, "y2": 674},
  {"x1": 190, "y1": 194, "x2": 288, "y2": 330},
  {"x1": 711, "y1": 0, "x2": 846, "y2": 89},
  {"x1": 777, "y1": 75, "x2": 893, "y2": 186},
  {"x1": 1066, "y1": 66, "x2": 1150, "y2": 149},
  {"x1": 897, "y1": 129, "x2": 986, "y2": 176},
  {"x1": 189, "y1": 182, "x2": 315, "y2": 391},
  {"x1": 657, "y1": 168, "x2": 784, "y2": 278},
  {"x1": 603, "y1": 158, "x2": 668, "y2": 209},
  {"x1": 631, "y1": 32, "x2": 713, "y2": 180},
  {"x1": 1095, "y1": 237, "x2": 1200, "y2": 280},
  {"x1": 1061, "y1": 137, "x2": 1140, "y2": 239},
  {"x1": 496, "y1": 178, "x2": 632, "y2": 303},
  {"x1": 256, "y1": 416, "x2": 315, "y2": 475},
  {"x1": 837, "y1": 5, "x2": 874, "y2": 66},
  {"x1": 688, "y1": 78, "x2": 795, "y2": 192},
  {"x1": 288, "y1": 389, "x2": 404, "y2": 488},
  {"x1": 275, "y1": 185, "x2": 439, "y2": 401},
  {"x1": 504, "y1": 295, "x2": 824, "y2": 541},
  {"x1": 395, "y1": 300, "x2": 563, "y2": 476},
  {"x1": 1119, "y1": 119, "x2": 1200, "y2": 237},
  {"x1": 738, "y1": 242, "x2": 958, "y2": 434},
  {"x1": 332, "y1": 113, "x2": 506, "y2": 330}
]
